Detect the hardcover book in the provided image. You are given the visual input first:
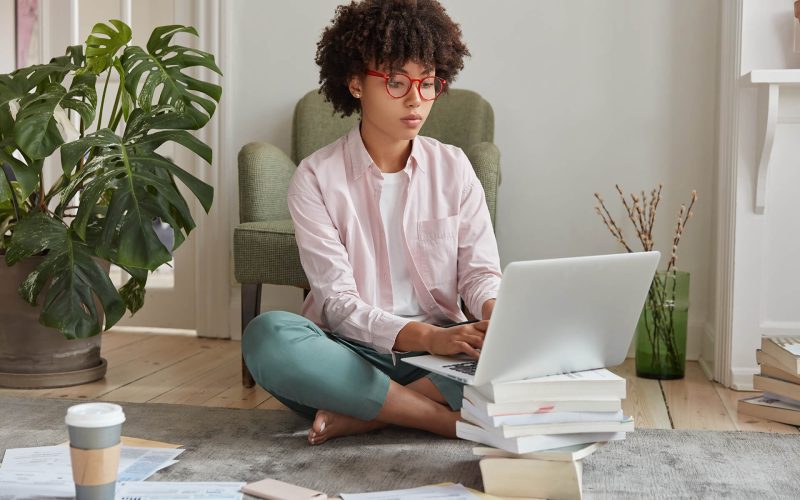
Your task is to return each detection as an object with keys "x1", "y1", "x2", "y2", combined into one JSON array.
[
  {"x1": 760, "y1": 337, "x2": 800, "y2": 375},
  {"x1": 757, "y1": 350, "x2": 800, "y2": 385},
  {"x1": 737, "y1": 395, "x2": 800, "y2": 426}
]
